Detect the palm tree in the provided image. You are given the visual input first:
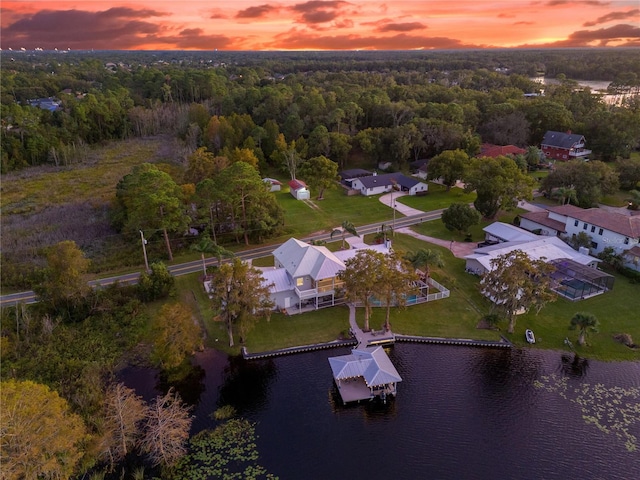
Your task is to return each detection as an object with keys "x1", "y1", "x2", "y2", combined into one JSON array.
[
  {"x1": 569, "y1": 312, "x2": 599, "y2": 346},
  {"x1": 404, "y1": 248, "x2": 444, "y2": 280},
  {"x1": 190, "y1": 234, "x2": 234, "y2": 276},
  {"x1": 331, "y1": 220, "x2": 359, "y2": 249},
  {"x1": 627, "y1": 189, "x2": 640, "y2": 210},
  {"x1": 552, "y1": 186, "x2": 577, "y2": 206},
  {"x1": 525, "y1": 146, "x2": 542, "y2": 170}
]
